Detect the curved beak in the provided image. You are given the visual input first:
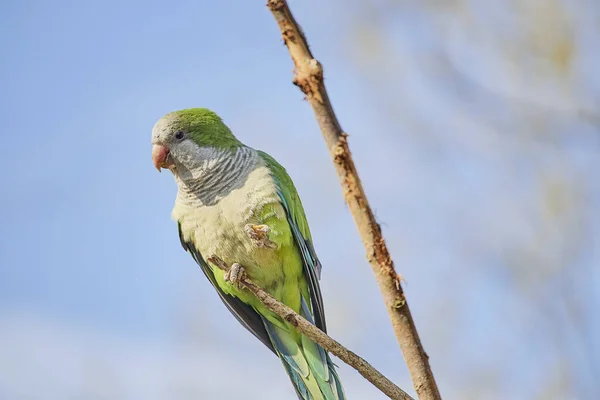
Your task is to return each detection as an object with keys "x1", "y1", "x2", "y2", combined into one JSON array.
[{"x1": 152, "y1": 144, "x2": 171, "y2": 172}]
